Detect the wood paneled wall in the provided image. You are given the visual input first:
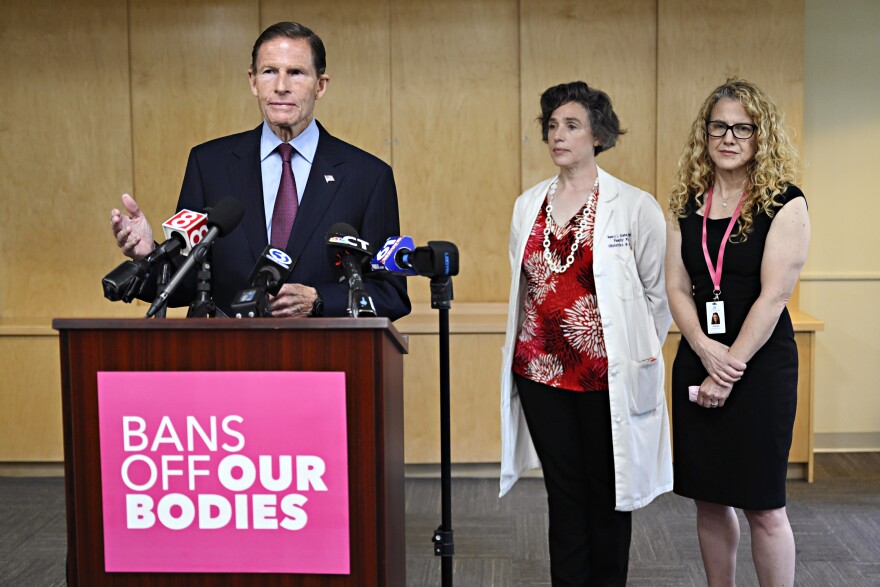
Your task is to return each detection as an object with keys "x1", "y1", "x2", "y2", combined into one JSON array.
[
  {"x1": 129, "y1": 0, "x2": 257, "y2": 222},
  {"x1": 520, "y1": 0, "x2": 657, "y2": 193},
  {"x1": 0, "y1": 0, "x2": 805, "y2": 463},
  {"x1": 656, "y1": 0, "x2": 804, "y2": 212},
  {"x1": 391, "y1": 0, "x2": 520, "y2": 305},
  {"x1": 0, "y1": 1, "x2": 134, "y2": 318},
  {"x1": 0, "y1": 0, "x2": 804, "y2": 316}
]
